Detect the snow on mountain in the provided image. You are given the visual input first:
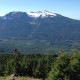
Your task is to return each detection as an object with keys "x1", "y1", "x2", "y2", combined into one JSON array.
[
  {"x1": 1, "y1": 11, "x2": 57, "y2": 19},
  {"x1": 2, "y1": 12, "x2": 20, "y2": 19},
  {"x1": 2, "y1": 11, "x2": 27, "y2": 20},
  {"x1": 27, "y1": 10, "x2": 57, "y2": 18}
]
